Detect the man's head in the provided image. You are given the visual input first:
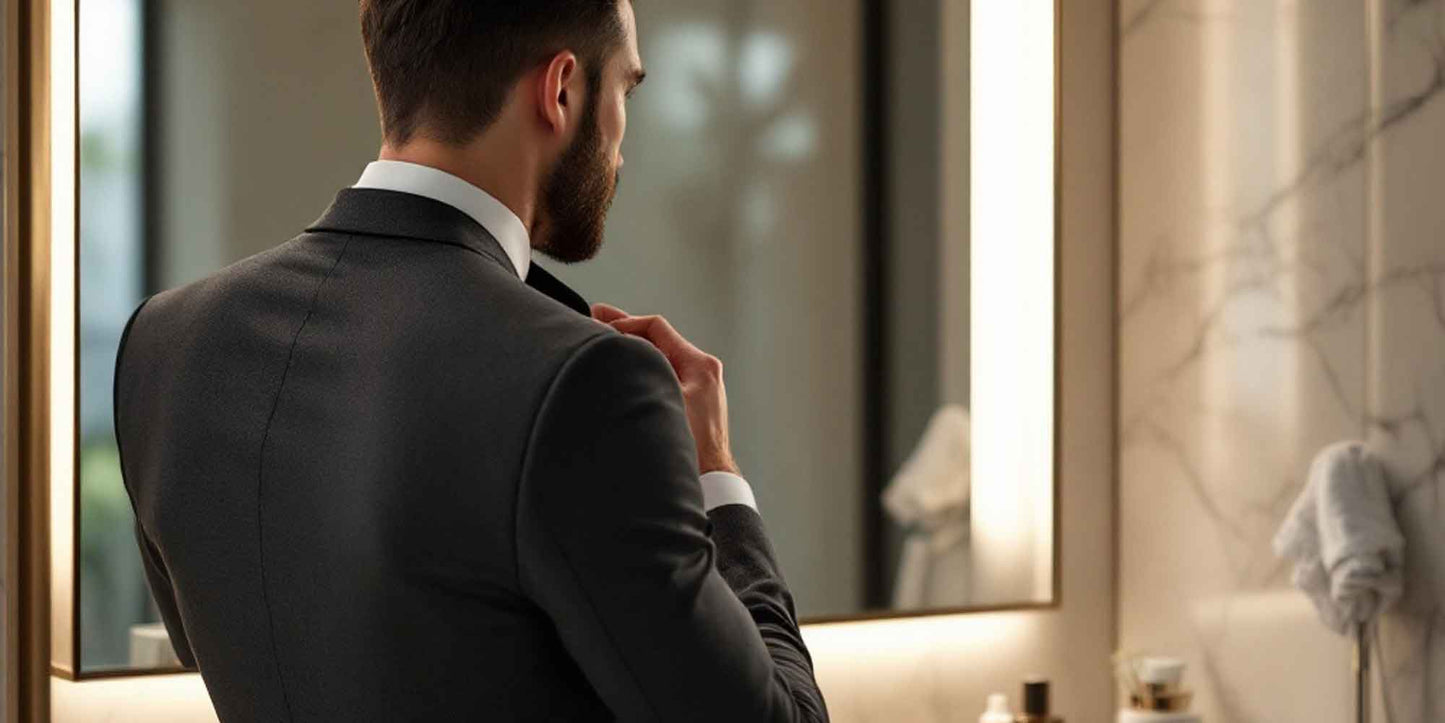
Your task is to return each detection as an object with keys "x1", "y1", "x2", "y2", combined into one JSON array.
[{"x1": 359, "y1": 0, "x2": 645, "y2": 263}]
